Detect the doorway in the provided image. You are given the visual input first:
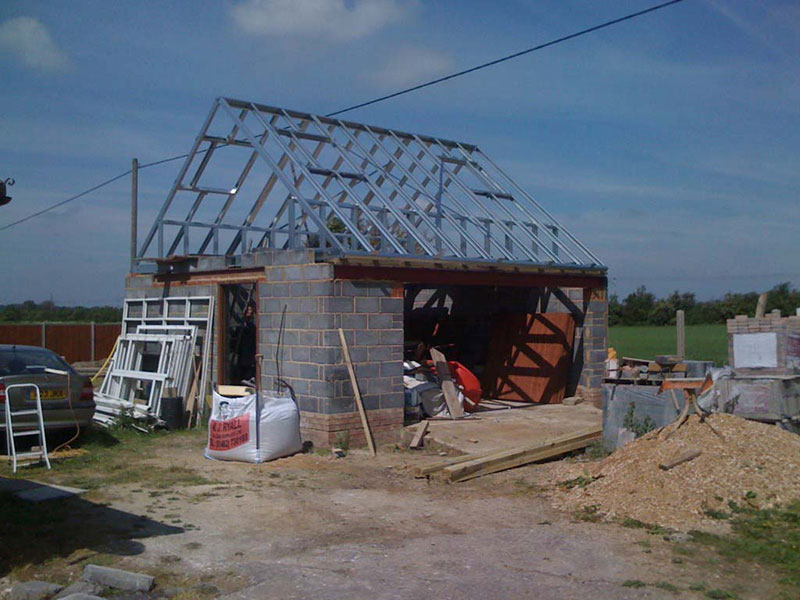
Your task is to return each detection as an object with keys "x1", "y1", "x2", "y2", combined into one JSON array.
[{"x1": 221, "y1": 283, "x2": 258, "y2": 386}]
